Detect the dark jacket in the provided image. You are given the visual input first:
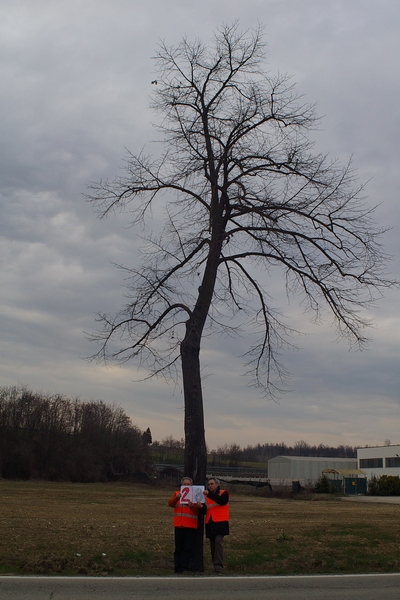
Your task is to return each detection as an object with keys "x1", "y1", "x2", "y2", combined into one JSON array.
[{"x1": 205, "y1": 487, "x2": 229, "y2": 538}]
